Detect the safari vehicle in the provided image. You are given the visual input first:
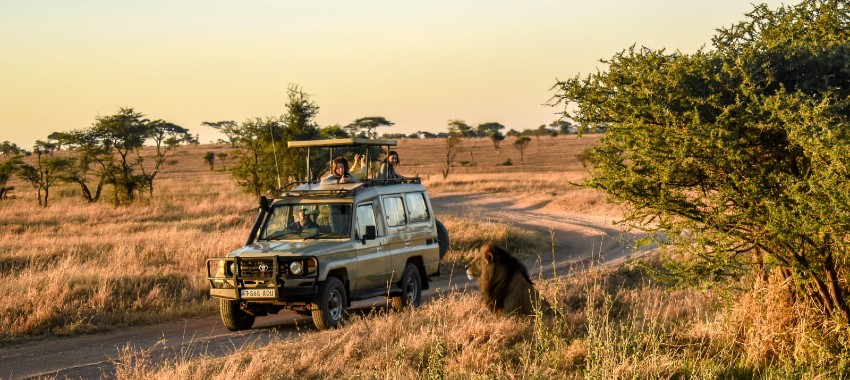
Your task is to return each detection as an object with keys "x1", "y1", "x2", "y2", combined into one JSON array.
[{"x1": 206, "y1": 138, "x2": 449, "y2": 331}]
